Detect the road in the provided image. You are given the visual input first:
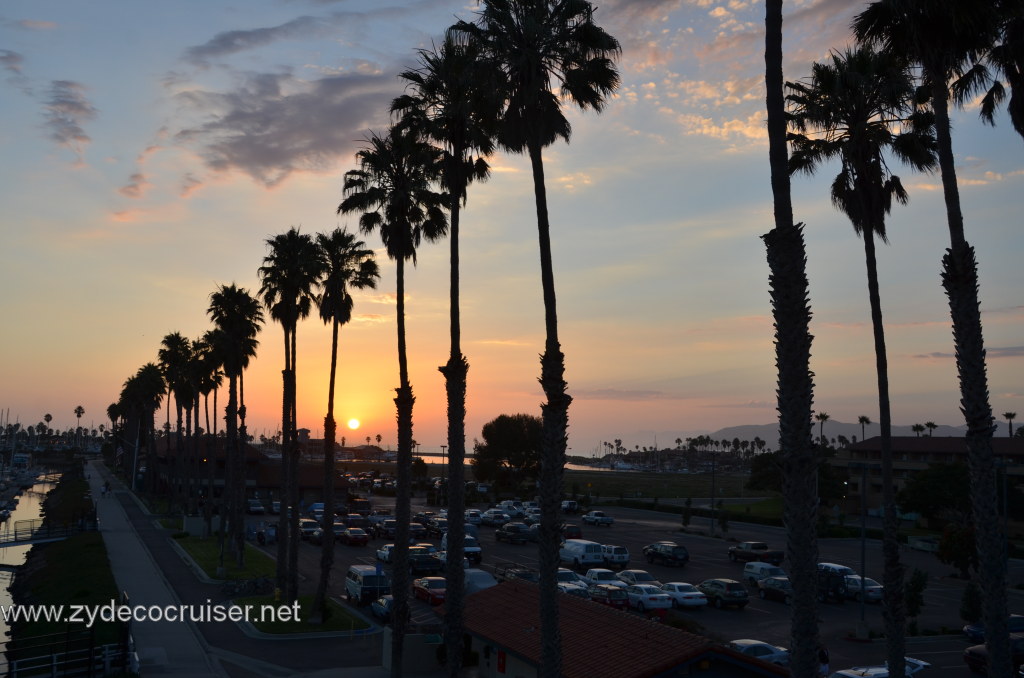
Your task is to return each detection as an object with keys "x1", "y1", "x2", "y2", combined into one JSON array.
[{"x1": 247, "y1": 498, "x2": 1022, "y2": 677}]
